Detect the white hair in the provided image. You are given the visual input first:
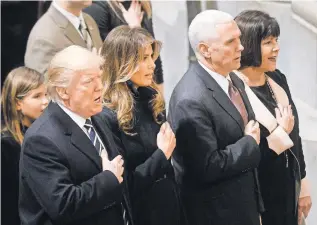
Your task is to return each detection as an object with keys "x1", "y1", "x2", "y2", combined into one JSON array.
[
  {"x1": 45, "y1": 45, "x2": 103, "y2": 103},
  {"x1": 188, "y1": 10, "x2": 234, "y2": 56}
]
